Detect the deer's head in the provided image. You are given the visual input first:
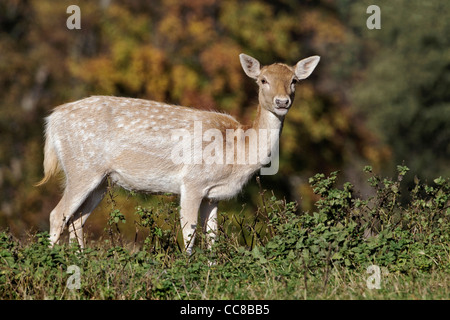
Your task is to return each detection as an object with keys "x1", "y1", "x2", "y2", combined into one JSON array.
[{"x1": 239, "y1": 53, "x2": 320, "y2": 117}]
